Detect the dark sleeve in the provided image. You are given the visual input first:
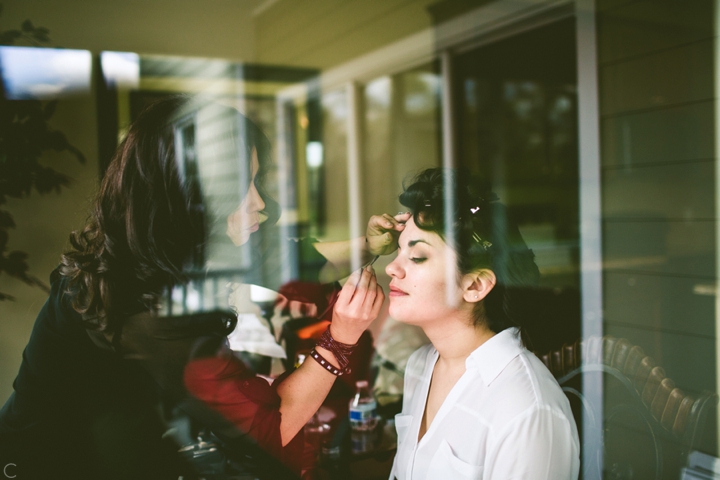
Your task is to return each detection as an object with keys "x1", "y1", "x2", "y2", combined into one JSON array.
[
  {"x1": 0, "y1": 270, "x2": 97, "y2": 435},
  {"x1": 183, "y1": 355, "x2": 304, "y2": 473},
  {"x1": 0, "y1": 271, "x2": 180, "y2": 478}
]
